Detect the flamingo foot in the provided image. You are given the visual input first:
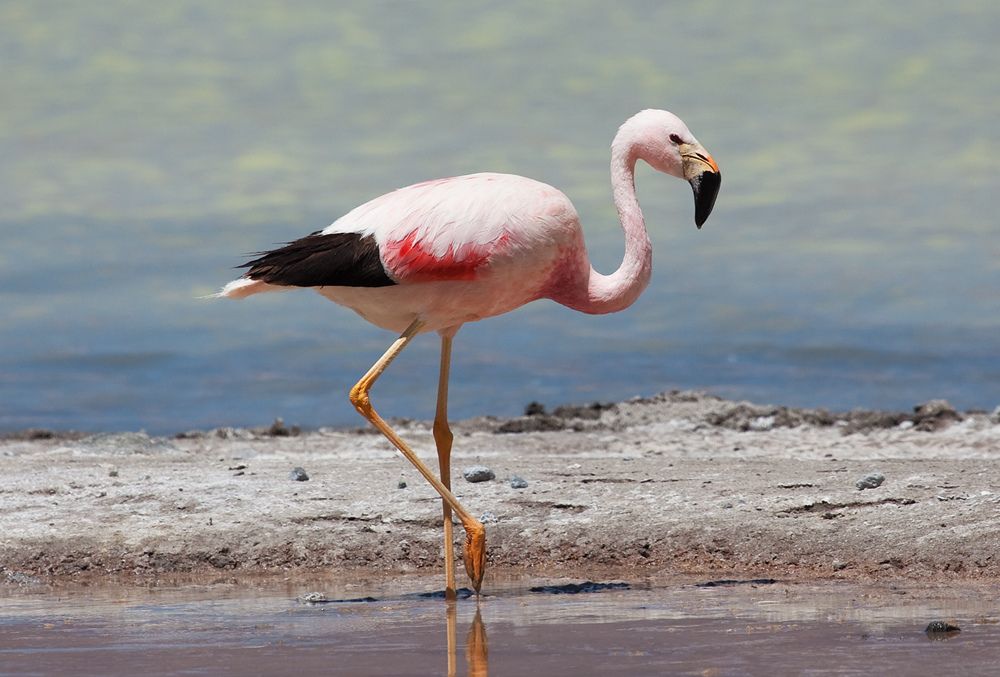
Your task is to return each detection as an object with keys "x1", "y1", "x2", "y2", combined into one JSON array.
[{"x1": 462, "y1": 520, "x2": 486, "y2": 593}]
